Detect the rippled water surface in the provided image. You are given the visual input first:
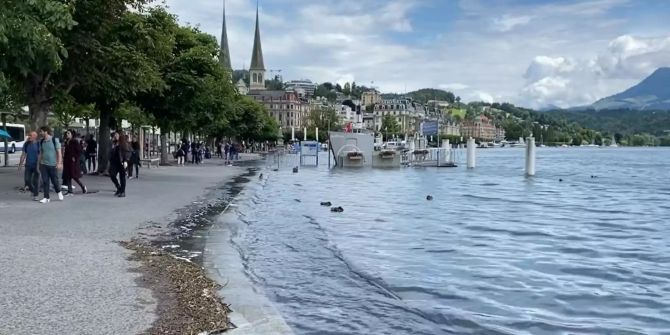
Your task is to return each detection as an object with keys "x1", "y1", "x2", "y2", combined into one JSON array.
[{"x1": 226, "y1": 148, "x2": 670, "y2": 335}]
